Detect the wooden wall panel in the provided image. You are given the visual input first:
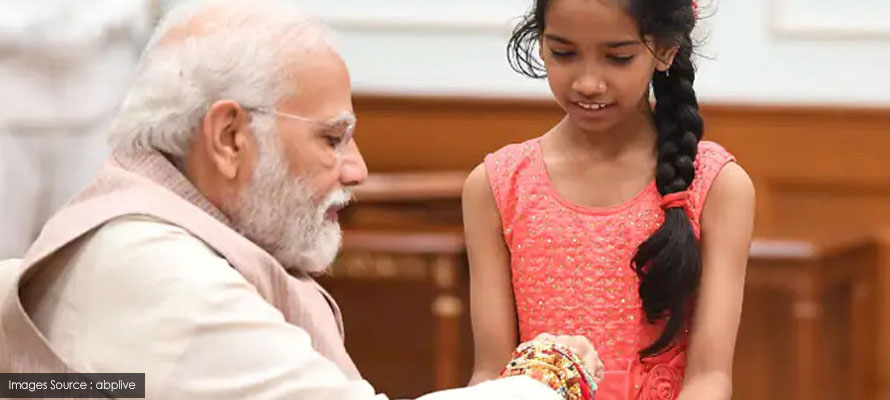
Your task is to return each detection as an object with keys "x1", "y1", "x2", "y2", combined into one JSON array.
[
  {"x1": 351, "y1": 96, "x2": 562, "y2": 173},
  {"x1": 352, "y1": 94, "x2": 890, "y2": 239}
]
